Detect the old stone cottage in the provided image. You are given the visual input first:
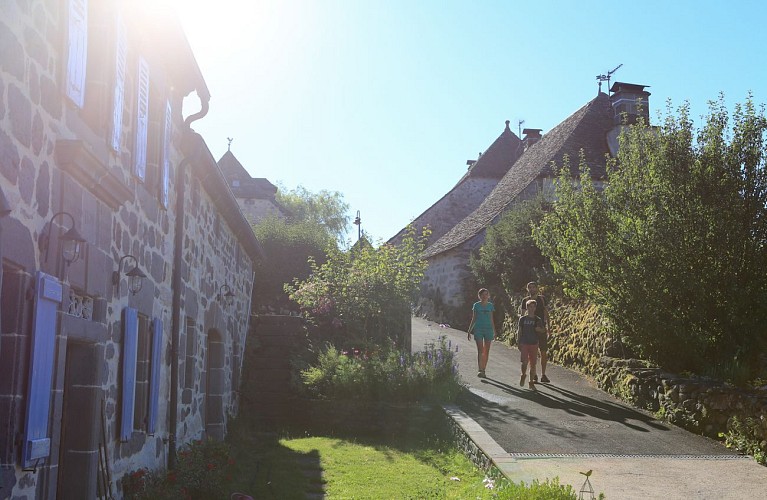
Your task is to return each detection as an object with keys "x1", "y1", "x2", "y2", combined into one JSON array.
[
  {"x1": 0, "y1": 1, "x2": 262, "y2": 498},
  {"x1": 396, "y1": 83, "x2": 650, "y2": 327},
  {"x1": 217, "y1": 148, "x2": 288, "y2": 226}
]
